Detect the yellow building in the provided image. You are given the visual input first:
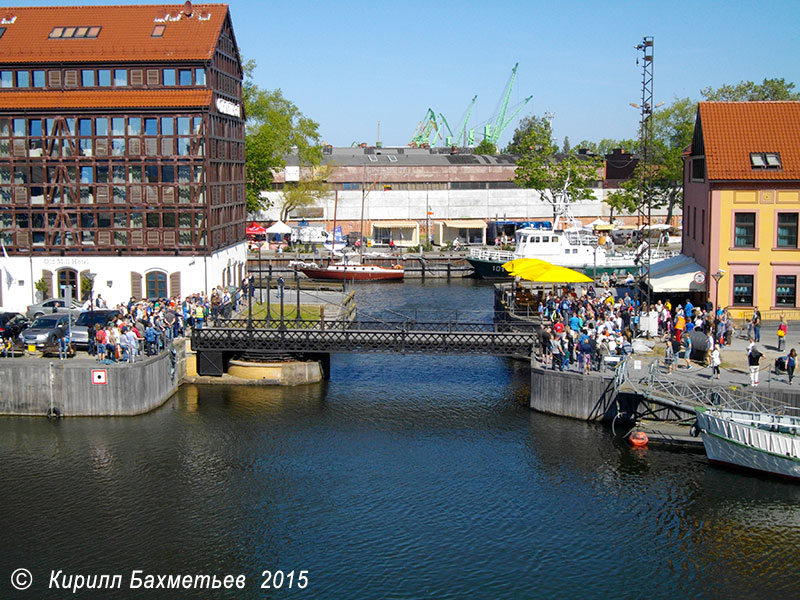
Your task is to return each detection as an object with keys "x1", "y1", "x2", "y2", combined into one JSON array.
[{"x1": 684, "y1": 102, "x2": 800, "y2": 320}]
